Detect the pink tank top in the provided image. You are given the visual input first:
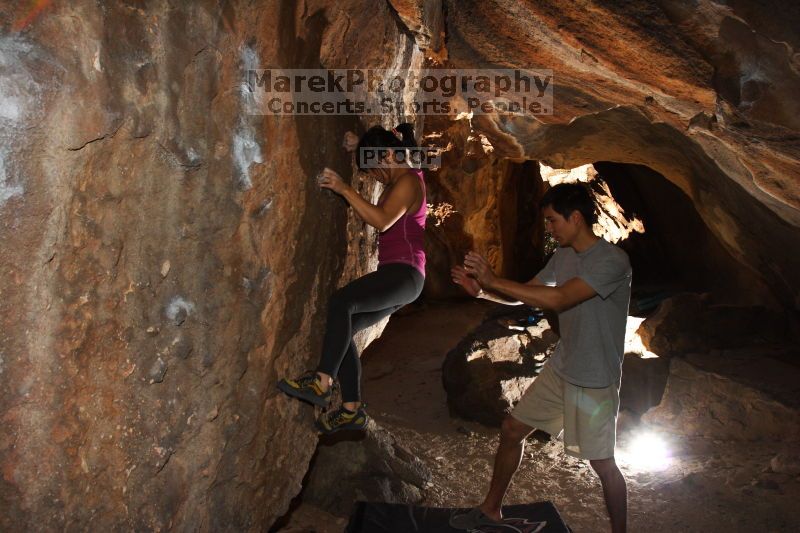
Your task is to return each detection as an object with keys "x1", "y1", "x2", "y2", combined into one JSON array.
[{"x1": 378, "y1": 169, "x2": 426, "y2": 276}]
